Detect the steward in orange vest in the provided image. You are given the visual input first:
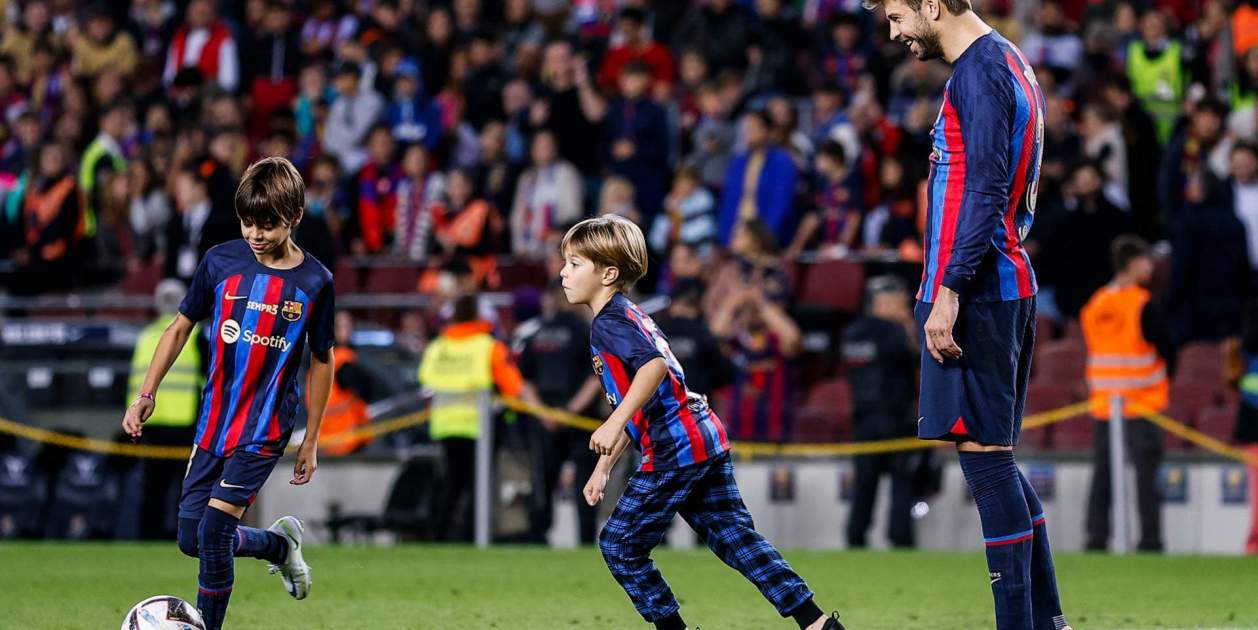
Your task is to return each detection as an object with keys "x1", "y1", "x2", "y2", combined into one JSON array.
[{"x1": 1080, "y1": 236, "x2": 1175, "y2": 552}]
